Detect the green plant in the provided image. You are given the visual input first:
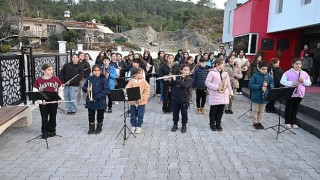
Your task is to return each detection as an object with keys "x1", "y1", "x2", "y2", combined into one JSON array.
[{"x1": 0, "y1": 45, "x2": 11, "y2": 53}]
